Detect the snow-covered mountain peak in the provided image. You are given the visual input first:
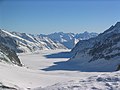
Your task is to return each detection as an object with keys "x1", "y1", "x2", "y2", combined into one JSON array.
[
  {"x1": 102, "y1": 22, "x2": 120, "y2": 35},
  {"x1": 0, "y1": 29, "x2": 10, "y2": 37},
  {"x1": 113, "y1": 22, "x2": 120, "y2": 32},
  {"x1": 115, "y1": 22, "x2": 120, "y2": 27},
  {"x1": 83, "y1": 31, "x2": 89, "y2": 34}
]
